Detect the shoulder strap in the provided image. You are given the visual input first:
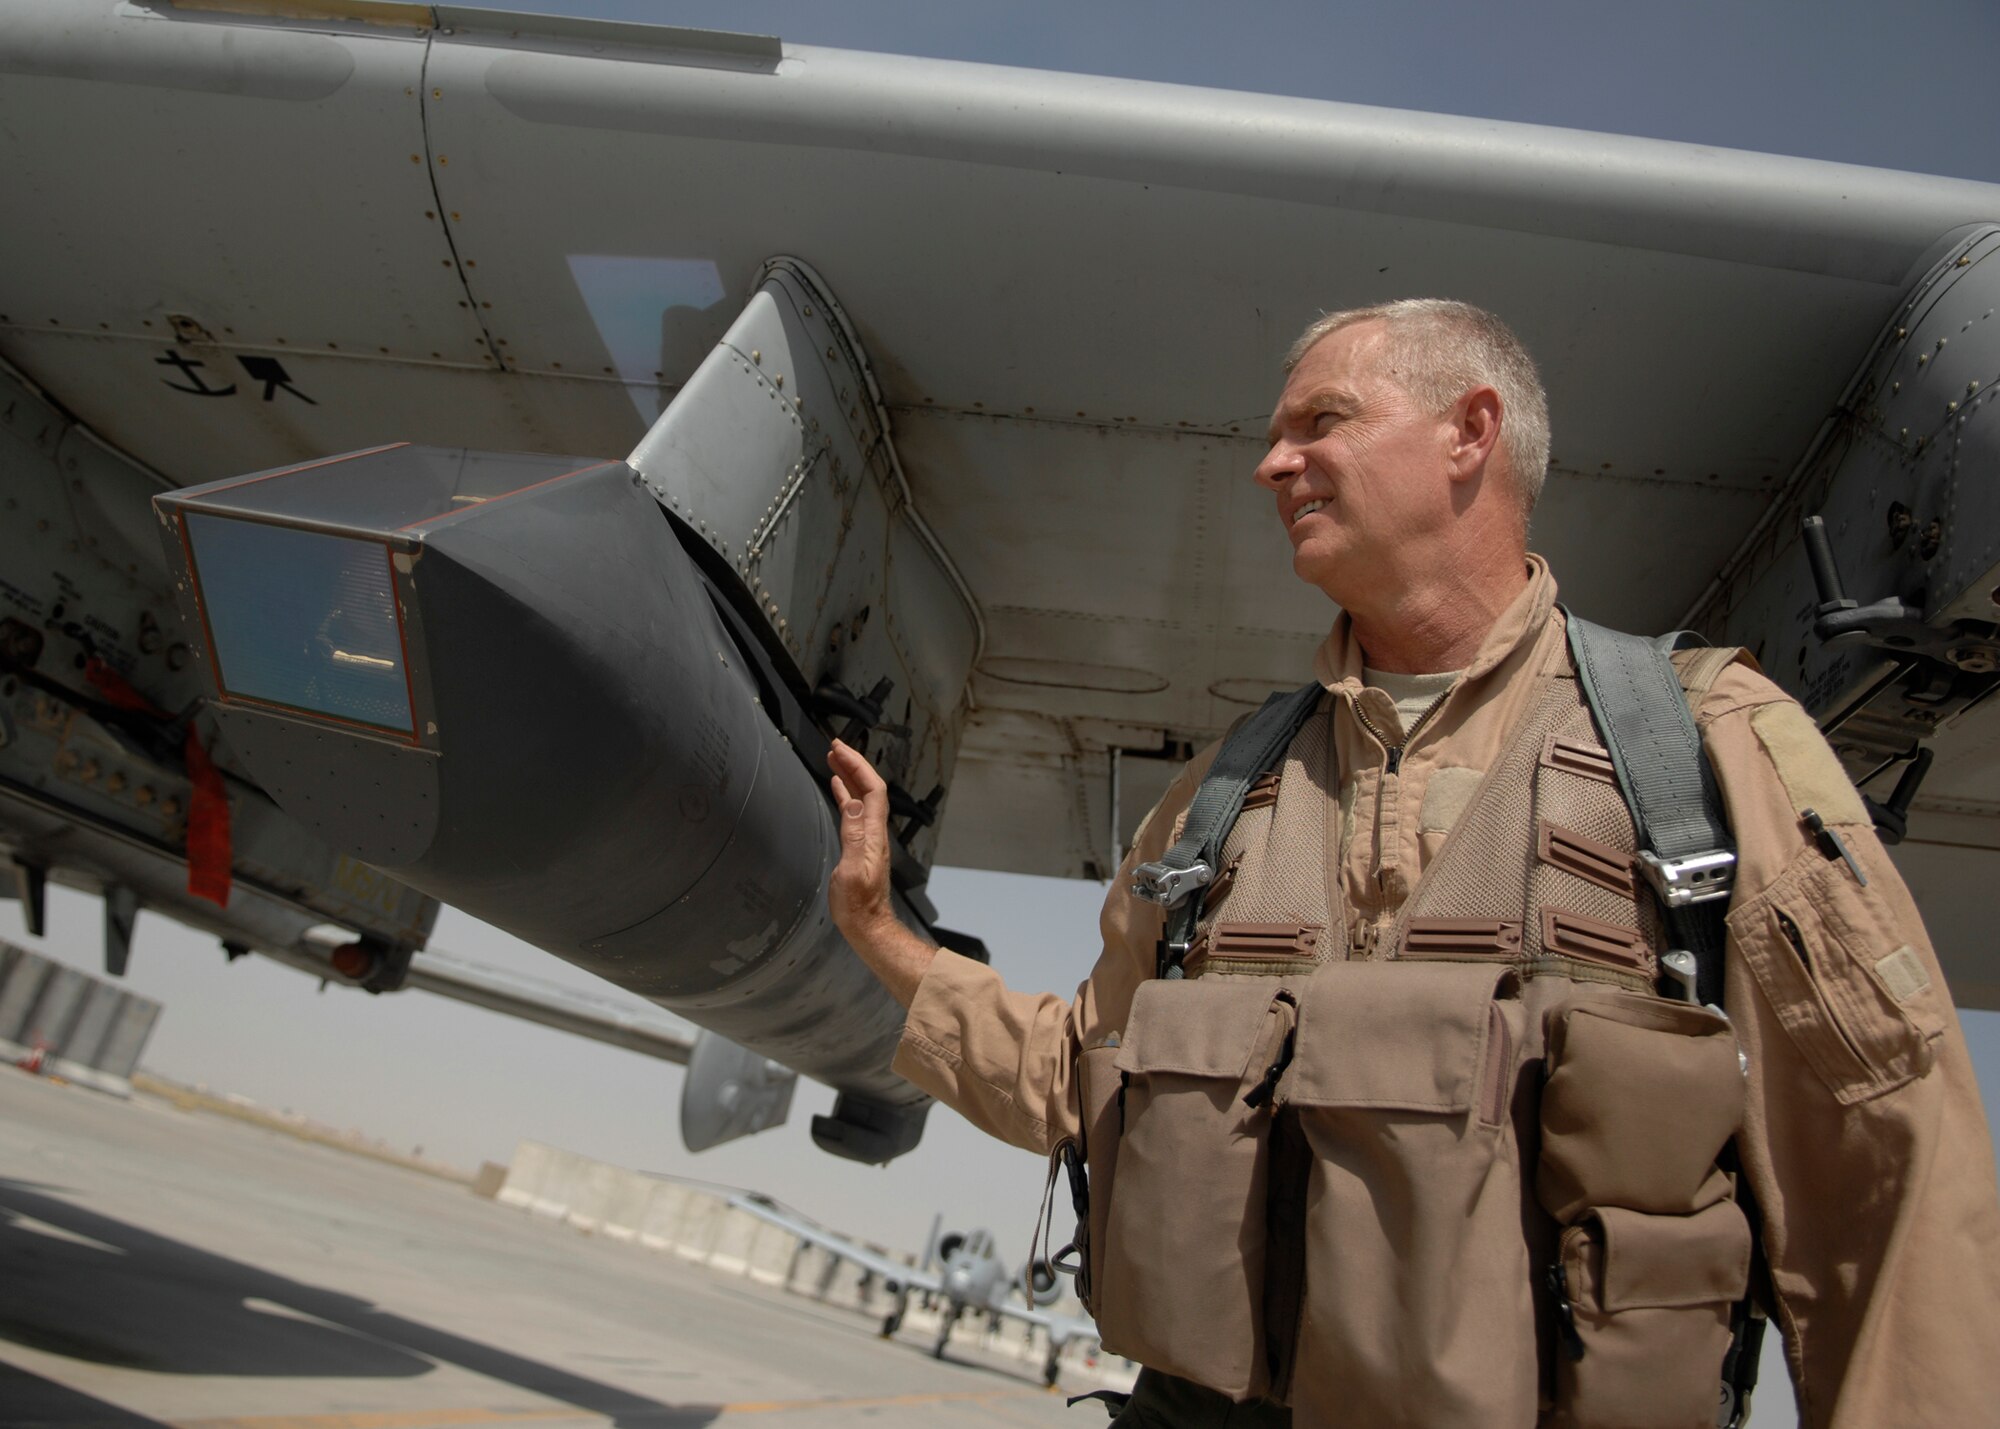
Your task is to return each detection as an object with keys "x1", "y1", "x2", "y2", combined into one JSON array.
[
  {"x1": 1564, "y1": 612, "x2": 1736, "y2": 1007},
  {"x1": 1131, "y1": 681, "x2": 1325, "y2": 978},
  {"x1": 1568, "y1": 618, "x2": 1769, "y2": 1429}
]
